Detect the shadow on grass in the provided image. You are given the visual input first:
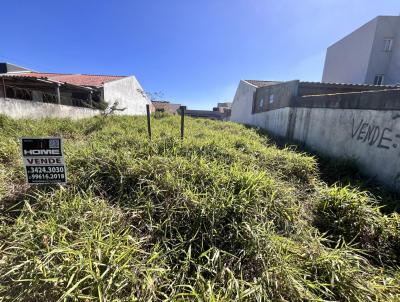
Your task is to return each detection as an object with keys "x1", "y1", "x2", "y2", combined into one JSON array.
[
  {"x1": 0, "y1": 183, "x2": 61, "y2": 224},
  {"x1": 252, "y1": 126, "x2": 400, "y2": 214}
]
